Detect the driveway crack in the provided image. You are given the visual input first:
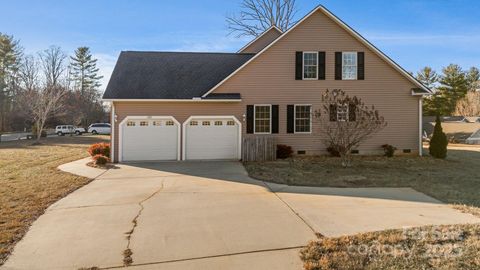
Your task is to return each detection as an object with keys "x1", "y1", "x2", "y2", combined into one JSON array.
[
  {"x1": 261, "y1": 181, "x2": 317, "y2": 235},
  {"x1": 123, "y1": 180, "x2": 164, "y2": 266}
]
